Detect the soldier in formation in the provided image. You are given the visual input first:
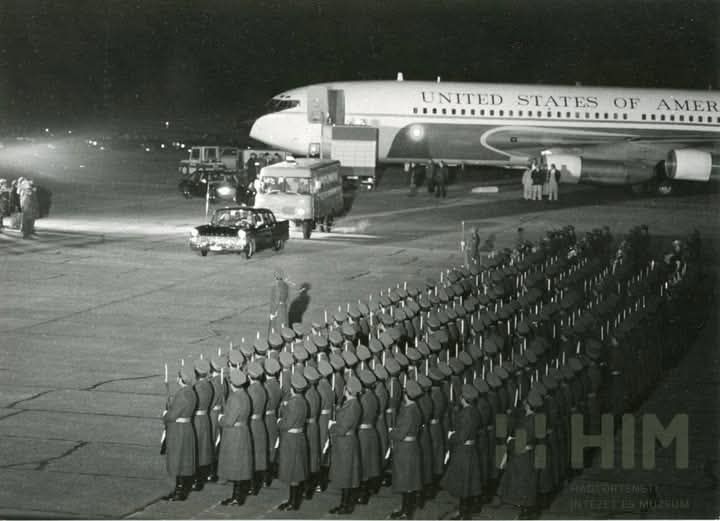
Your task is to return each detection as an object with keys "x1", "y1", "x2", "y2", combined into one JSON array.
[{"x1": 160, "y1": 223, "x2": 709, "y2": 519}]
